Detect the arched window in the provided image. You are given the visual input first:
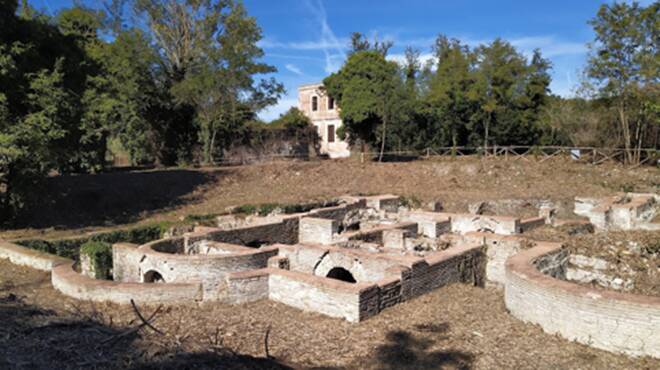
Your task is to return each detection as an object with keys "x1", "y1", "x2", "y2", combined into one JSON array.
[
  {"x1": 311, "y1": 96, "x2": 318, "y2": 111},
  {"x1": 328, "y1": 97, "x2": 335, "y2": 110},
  {"x1": 326, "y1": 267, "x2": 356, "y2": 283},
  {"x1": 144, "y1": 270, "x2": 165, "y2": 283}
]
